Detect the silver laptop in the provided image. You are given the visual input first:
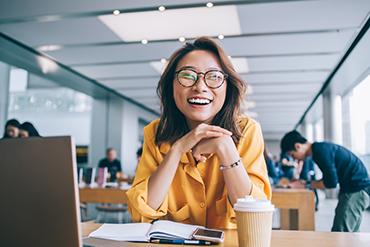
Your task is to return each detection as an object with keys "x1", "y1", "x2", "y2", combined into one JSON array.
[{"x1": 0, "y1": 136, "x2": 82, "y2": 247}]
